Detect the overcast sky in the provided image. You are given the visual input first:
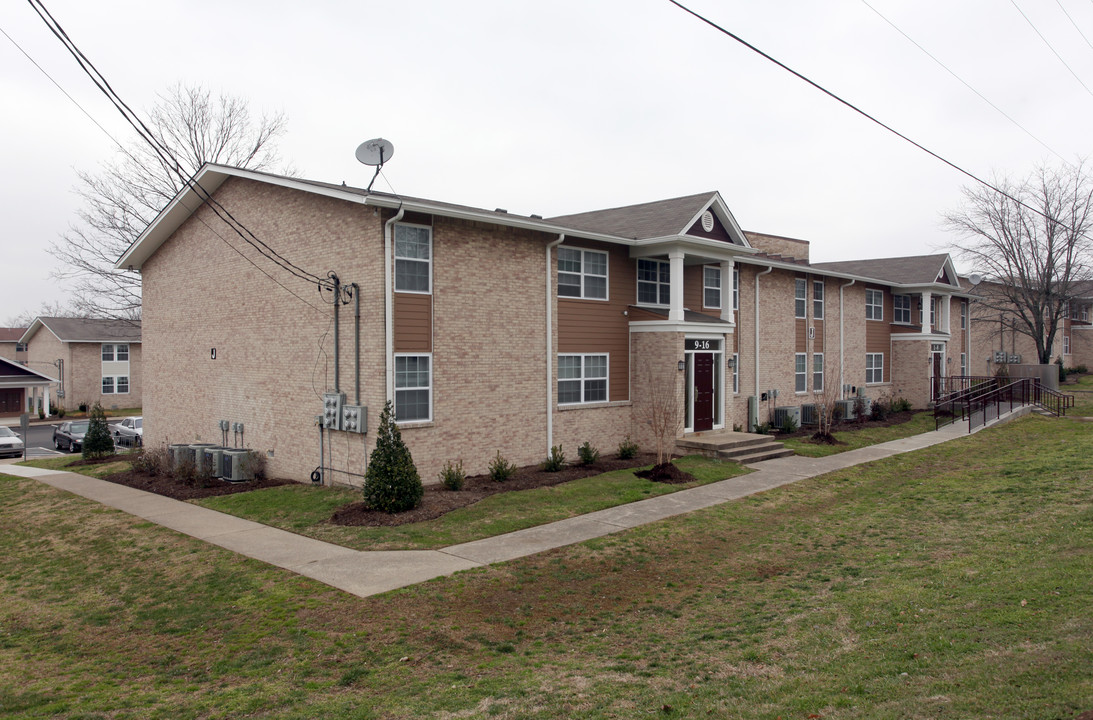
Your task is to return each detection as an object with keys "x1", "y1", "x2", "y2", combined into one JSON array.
[{"x1": 3, "y1": 0, "x2": 1092, "y2": 322}]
